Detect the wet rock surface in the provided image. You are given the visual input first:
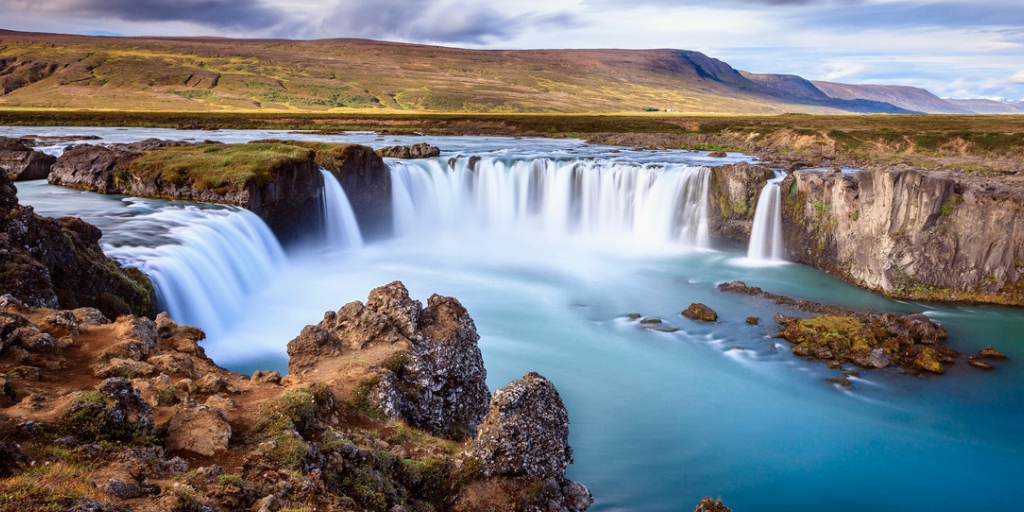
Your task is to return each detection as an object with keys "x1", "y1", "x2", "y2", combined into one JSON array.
[
  {"x1": 707, "y1": 162, "x2": 775, "y2": 243},
  {"x1": 694, "y1": 497, "x2": 732, "y2": 512},
  {"x1": 0, "y1": 170, "x2": 154, "y2": 318},
  {"x1": 682, "y1": 303, "x2": 719, "y2": 322}
]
